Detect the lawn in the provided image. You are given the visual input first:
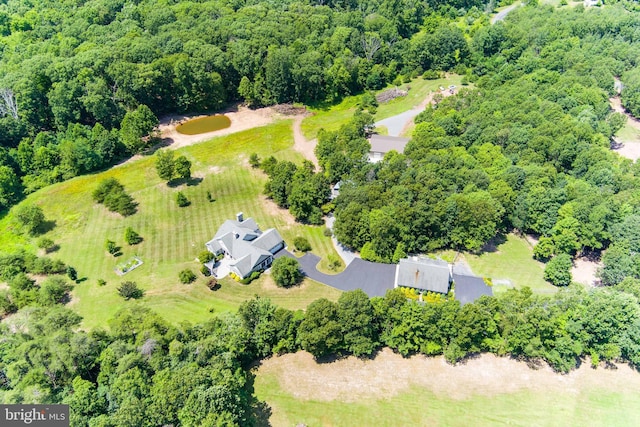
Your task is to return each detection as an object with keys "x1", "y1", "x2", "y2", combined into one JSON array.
[
  {"x1": 254, "y1": 373, "x2": 640, "y2": 427},
  {"x1": 616, "y1": 120, "x2": 640, "y2": 143},
  {"x1": 0, "y1": 120, "x2": 343, "y2": 329},
  {"x1": 461, "y1": 233, "x2": 556, "y2": 294},
  {"x1": 301, "y1": 74, "x2": 464, "y2": 140}
]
